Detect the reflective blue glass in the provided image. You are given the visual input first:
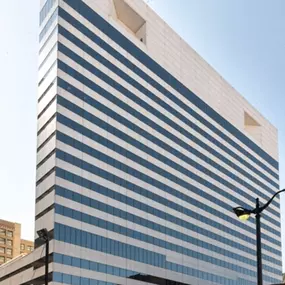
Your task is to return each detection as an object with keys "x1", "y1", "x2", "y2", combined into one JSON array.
[
  {"x1": 55, "y1": 139, "x2": 280, "y2": 248},
  {"x1": 53, "y1": 223, "x2": 280, "y2": 284},
  {"x1": 56, "y1": 71, "x2": 280, "y2": 220},
  {"x1": 54, "y1": 185, "x2": 280, "y2": 265},
  {"x1": 58, "y1": 3, "x2": 278, "y2": 171},
  {"x1": 39, "y1": 25, "x2": 58, "y2": 54},
  {"x1": 38, "y1": 43, "x2": 57, "y2": 70},
  {"x1": 57, "y1": 204, "x2": 276, "y2": 274},
  {"x1": 55, "y1": 117, "x2": 280, "y2": 233},
  {"x1": 39, "y1": 8, "x2": 58, "y2": 41},
  {"x1": 56, "y1": 29, "x2": 278, "y2": 191},
  {"x1": 40, "y1": 0, "x2": 56, "y2": 25}
]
